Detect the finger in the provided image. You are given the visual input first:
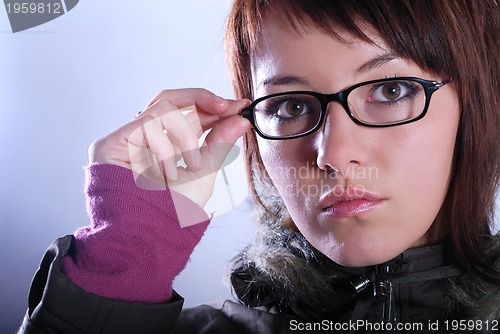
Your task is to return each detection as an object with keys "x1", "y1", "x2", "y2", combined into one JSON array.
[
  {"x1": 181, "y1": 108, "x2": 204, "y2": 138},
  {"x1": 144, "y1": 88, "x2": 229, "y2": 116},
  {"x1": 144, "y1": 88, "x2": 251, "y2": 130},
  {"x1": 198, "y1": 115, "x2": 252, "y2": 179},
  {"x1": 184, "y1": 98, "x2": 251, "y2": 133},
  {"x1": 127, "y1": 123, "x2": 164, "y2": 184},
  {"x1": 127, "y1": 121, "x2": 149, "y2": 171},
  {"x1": 141, "y1": 117, "x2": 180, "y2": 180},
  {"x1": 136, "y1": 99, "x2": 204, "y2": 172},
  {"x1": 127, "y1": 115, "x2": 178, "y2": 180},
  {"x1": 155, "y1": 108, "x2": 203, "y2": 171},
  {"x1": 140, "y1": 98, "x2": 204, "y2": 139}
]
